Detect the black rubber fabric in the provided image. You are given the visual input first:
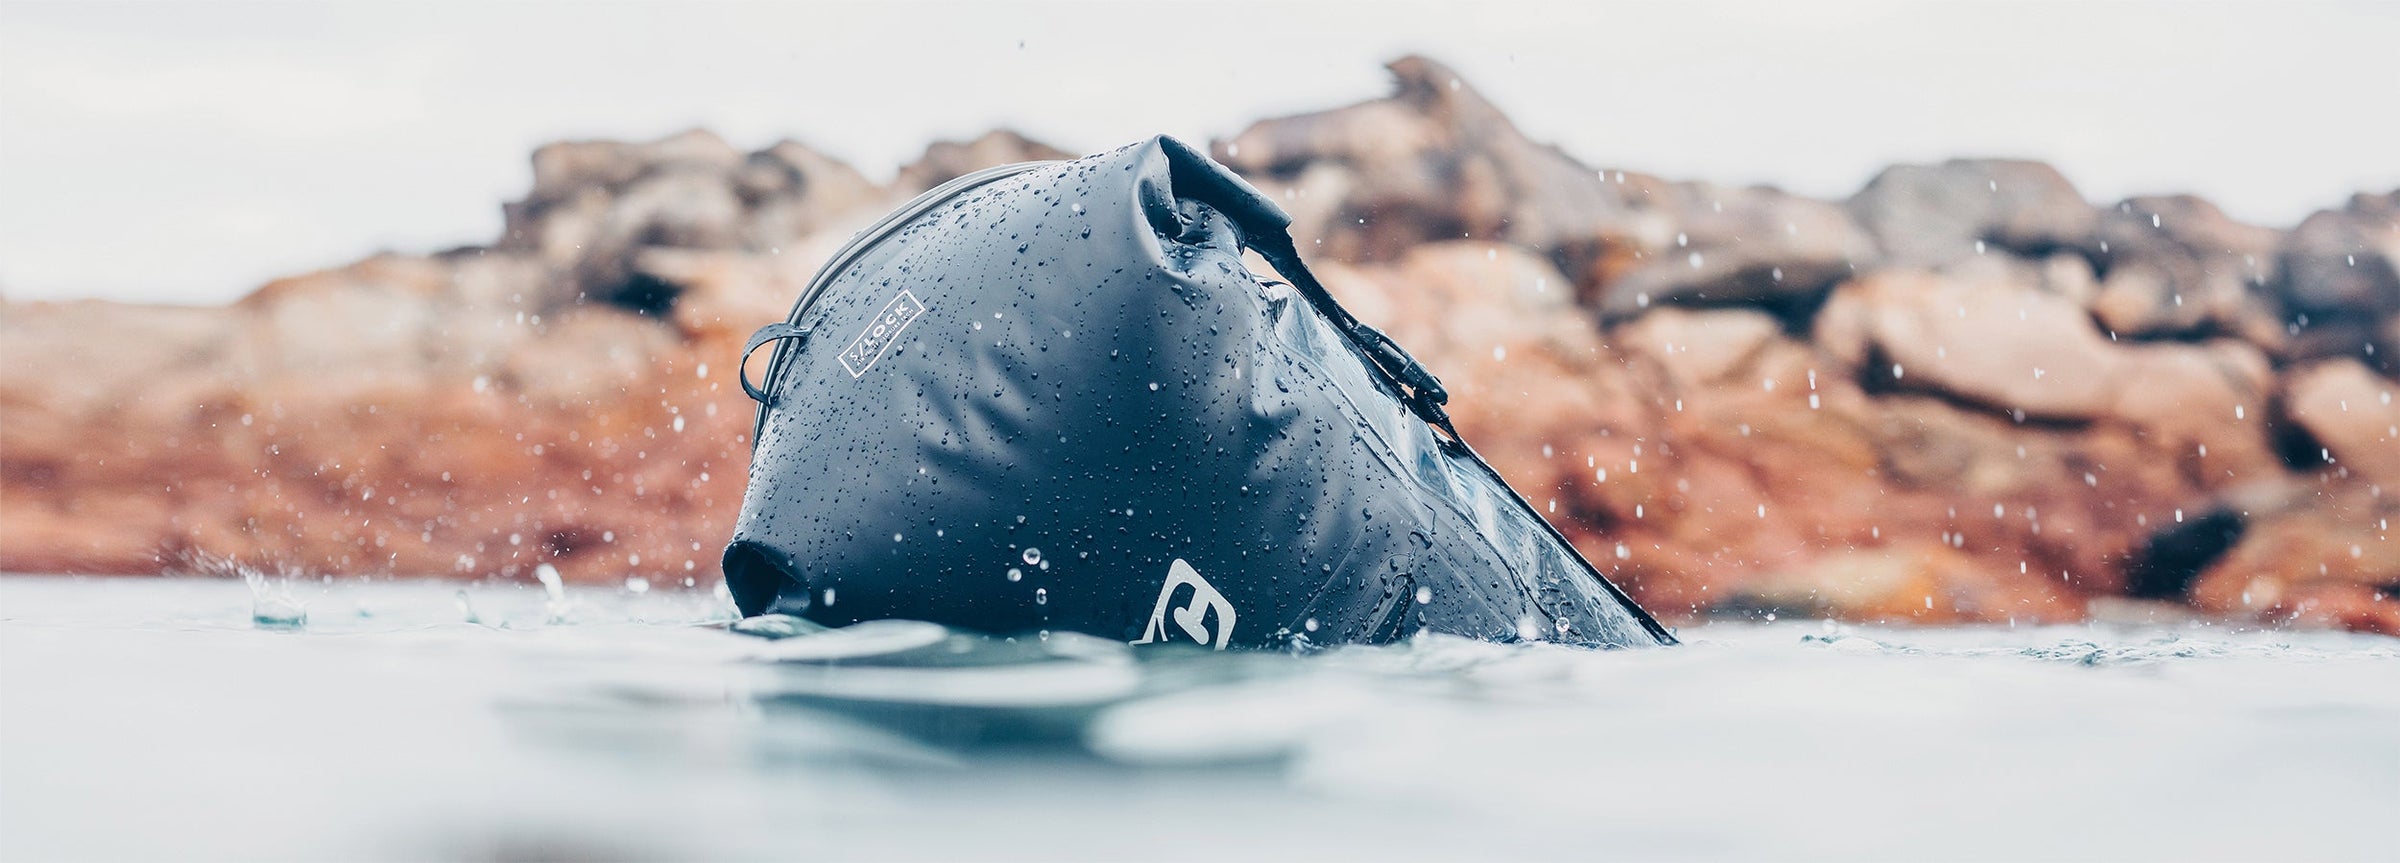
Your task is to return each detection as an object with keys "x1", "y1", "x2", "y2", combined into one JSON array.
[{"x1": 725, "y1": 136, "x2": 1672, "y2": 649}]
